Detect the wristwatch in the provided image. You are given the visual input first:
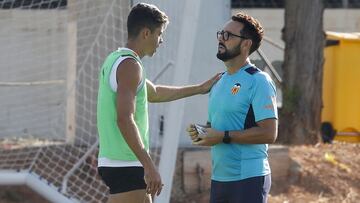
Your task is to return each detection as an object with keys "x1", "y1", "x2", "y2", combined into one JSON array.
[{"x1": 223, "y1": 131, "x2": 231, "y2": 144}]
